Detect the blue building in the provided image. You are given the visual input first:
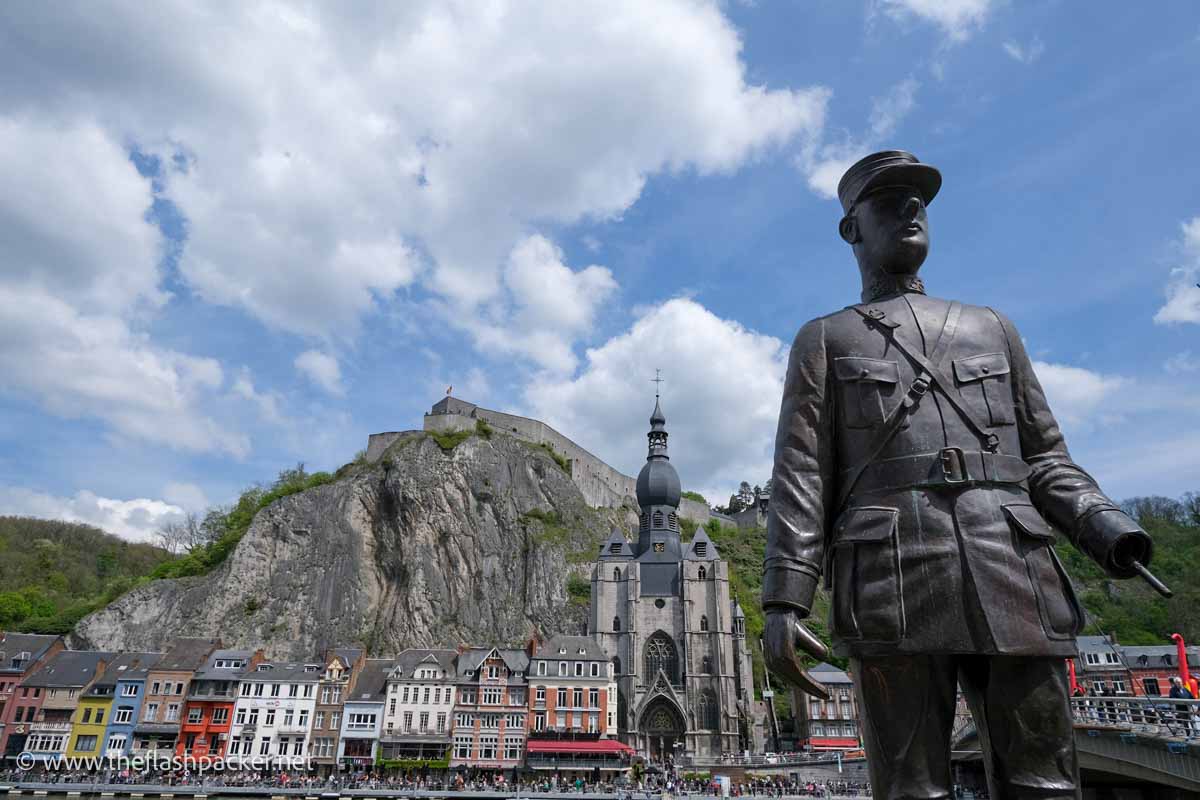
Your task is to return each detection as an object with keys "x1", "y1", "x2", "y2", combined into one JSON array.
[{"x1": 100, "y1": 653, "x2": 162, "y2": 757}]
